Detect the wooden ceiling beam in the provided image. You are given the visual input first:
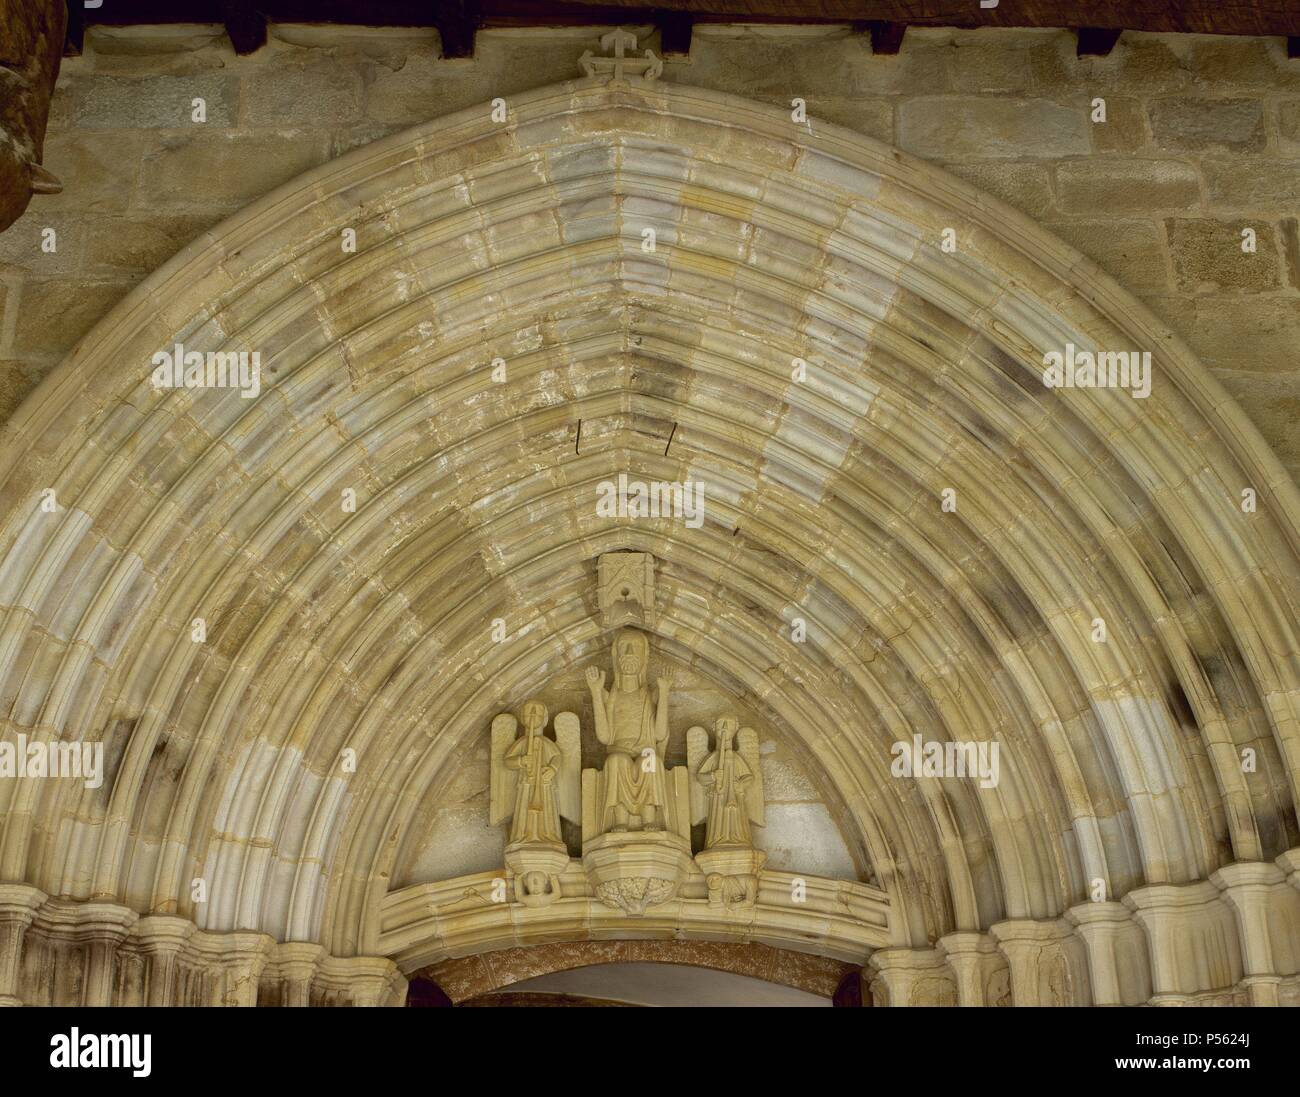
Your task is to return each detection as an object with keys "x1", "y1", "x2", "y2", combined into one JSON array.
[
  {"x1": 64, "y1": 0, "x2": 85, "y2": 56},
  {"x1": 69, "y1": 1, "x2": 1300, "y2": 42},
  {"x1": 219, "y1": 1, "x2": 268, "y2": 55},
  {"x1": 435, "y1": 0, "x2": 480, "y2": 58},
  {"x1": 657, "y1": 10, "x2": 694, "y2": 56},
  {"x1": 1075, "y1": 26, "x2": 1122, "y2": 56},
  {"x1": 480, "y1": 0, "x2": 1300, "y2": 37},
  {"x1": 853, "y1": 20, "x2": 907, "y2": 55}
]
